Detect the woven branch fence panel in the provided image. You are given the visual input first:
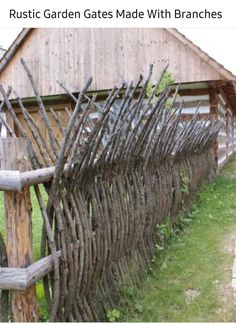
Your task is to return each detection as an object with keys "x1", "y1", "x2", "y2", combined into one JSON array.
[{"x1": 0, "y1": 62, "x2": 221, "y2": 321}]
